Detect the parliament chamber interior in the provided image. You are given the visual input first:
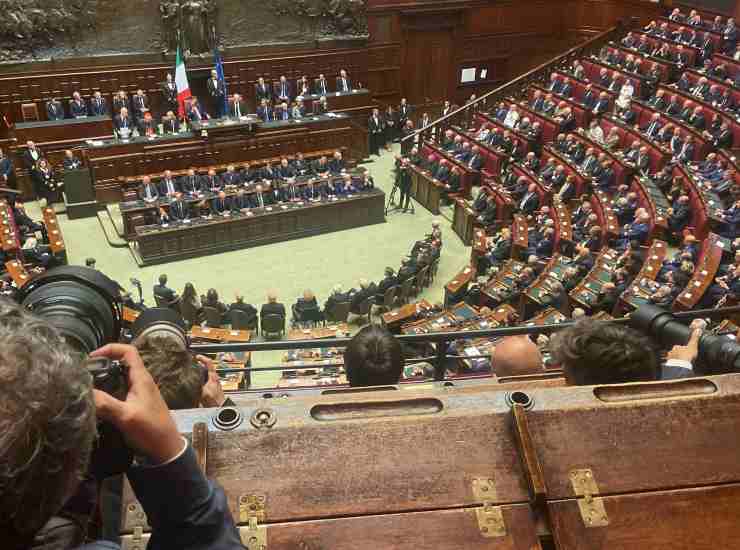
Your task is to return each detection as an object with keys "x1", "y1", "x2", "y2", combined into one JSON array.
[{"x1": 3, "y1": 0, "x2": 740, "y2": 548}]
